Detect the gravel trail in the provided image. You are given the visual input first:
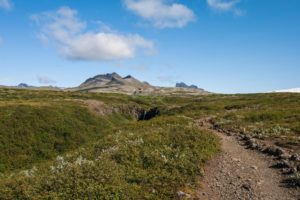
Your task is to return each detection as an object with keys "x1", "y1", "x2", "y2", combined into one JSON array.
[{"x1": 198, "y1": 131, "x2": 300, "y2": 200}]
